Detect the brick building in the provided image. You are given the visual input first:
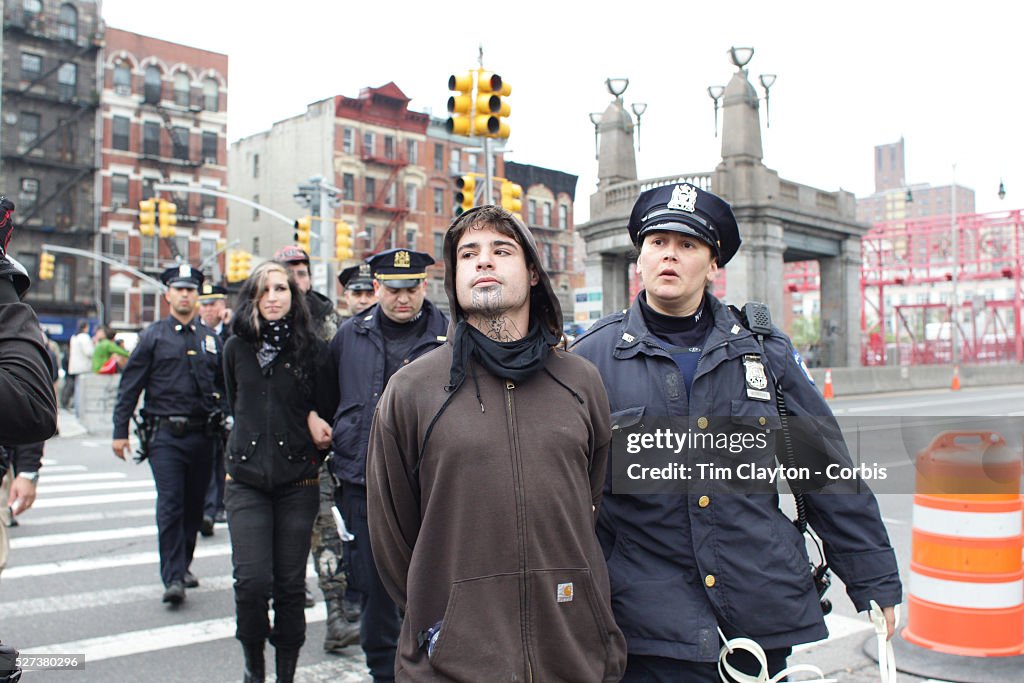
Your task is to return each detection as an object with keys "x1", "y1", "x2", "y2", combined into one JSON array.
[
  {"x1": 97, "y1": 28, "x2": 228, "y2": 330},
  {"x1": 1, "y1": 0, "x2": 103, "y2": 340}
]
